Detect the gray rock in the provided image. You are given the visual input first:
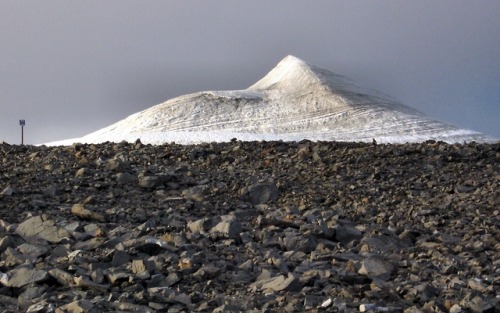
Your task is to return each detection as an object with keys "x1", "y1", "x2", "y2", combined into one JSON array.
[
  {"x1": 213, "y1": 304, "x2": 243, "y2": 313},
  {"x1": 18, "y1": 286, "x2": 48, "y2": 310},
  {"x1": 334, "y1": 224, "x2": 362, "y2": 244},
  {"x1": 6, "y1": 266, "x2": 48, "y2": 287},
  {"x1": 111, "y1": 250, "x2": 131, "y2": 267},
  {"x1": 187, "y1": 217, "x2": 220, "y2": 234},
  {"x1": 106, "y1": 158, "x2": 126, "y2": 171},
  {"x1": 164, "y1": 272, "x2": 181, "y2": 286},
  {"x1": 410, "y1": 283, "x2": 439, "y2": 302},
  {"x1": 0, "y1": 295, "x2": 17, "y2": 311},
  {"x1": 17, "y1": 243, "x2": 49, "y2": 258},
  {"x1": 116, "y1": 172, "x2": 137, "y2": 184},
  {"x1": 106, "y1": 271, "x2": 130, "y2": 285},
  {"x1": 138, "y1": 175, "x2": 161, "y2": 189},
  {"x1": 193, "y1": 265, "x2": 221, "y2": 280},
  {"x1": 83, "y1": 223, "x2": 105, "y2": 237},
  {"x1": 361, "y1": 234, "x2": 411, "y2": 253},
  {"x1": 182, "y1": 186, "x2": 205, "y2": 202},
  {"x1": 136, "y1": 218, "x2": 157, "y2": 232},
  {"x1": 260, "y1": 273, "x2": 302, "y2": 292},
  {"x1": 74, "y1": 275, "x2": 110, "y2": 291},
  {"x1": 59, "y1": 299, "x2": 98, "y2": 313},
  {"x1": 111, "y1": 302, "x2": 155, "y2": 312},
  {"x1": 73, "y1": 237, "x2": 104, "y2": 250},
  {"x1": 463, "y1": 296, "x2": 495, "y2": 313},
  {"x1": 210, "y1": 216, "x2": 242, "y2": 239},
  {"x1": 358, "y1": 256, "x2": 395, "y2": 281},
  {"x1": 48, "y1": 268, "x2": 76, "y2": 287},
  {"x1": 456, "y1": 184, "x2": 475, "y2": 193},
  {"x1": 3, "y1": 246, "x2": 34, "y2": 264},
  {"x1": 245, "y1": 182, "x2": 279, "y2": 205},
  {"x1": 15, "y1": 215, "x2": 70, "y2": 243},
  {"x1": 282, "y1": 234, "x2": 318, "y2": 253},
  {"x1": 42, "y1": 185, "x2": 61, "y2": 197},
  {"x1": 0, "y1": 235, "x2": 25, "y2": 253}
]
